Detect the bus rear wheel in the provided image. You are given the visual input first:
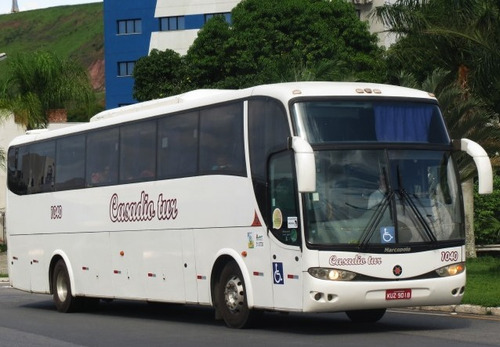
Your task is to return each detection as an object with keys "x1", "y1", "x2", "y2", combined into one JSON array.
[
  {"x1": 52, "y1": 259, "x2": 81, "y2": 313},
  {"x1": 345, "y1": 308, "x2": 386, "y2": 323},
  {"x1": 216, "y1": 261, "x2": 257, "y2": 328}
]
